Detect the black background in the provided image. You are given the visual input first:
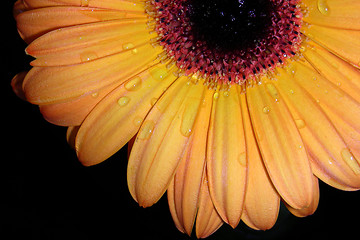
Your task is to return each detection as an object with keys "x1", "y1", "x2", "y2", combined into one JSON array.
[{"x1": 3, "y1": 1, "x2": 360, "y2": 239}]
